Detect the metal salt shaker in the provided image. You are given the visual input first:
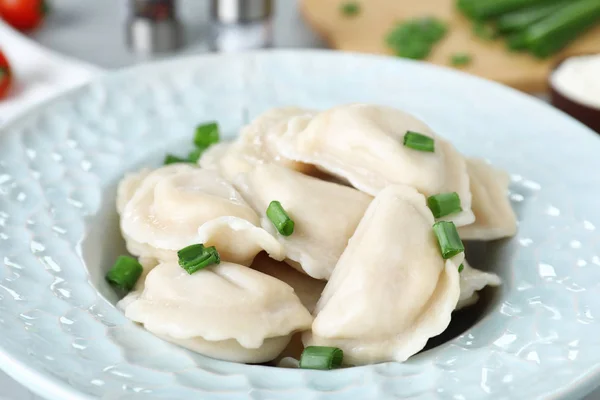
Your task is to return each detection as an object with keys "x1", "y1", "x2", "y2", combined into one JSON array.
[
  {"x1": 210, "y1": 0, "x2": 274, "y2": 52},
  {"x1": 126, "y1": 0, "x2": 183, "y2": 54}
]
